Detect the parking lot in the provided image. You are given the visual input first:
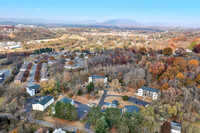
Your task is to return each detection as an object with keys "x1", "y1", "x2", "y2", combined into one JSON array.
[
  {"x1": 0, "y1": 69, "x2": 10, "y2": 85},
  {"x1": 25, "y1": 95, "x2": 42, "y2": 113},
  {"x1": 128, "y1": 97, "x2": 149, "y2": 107},
  {"x1": 76, "y1": 104, "x2": 90, "y2": 119}
]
